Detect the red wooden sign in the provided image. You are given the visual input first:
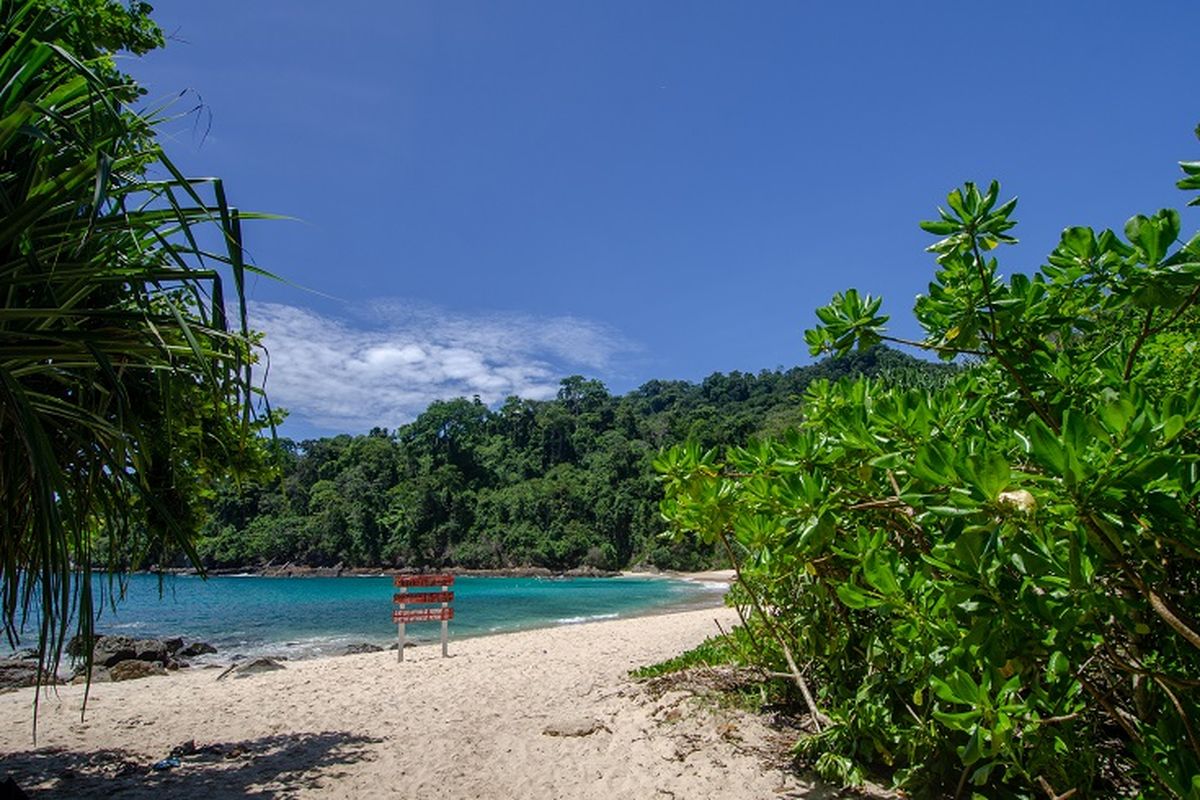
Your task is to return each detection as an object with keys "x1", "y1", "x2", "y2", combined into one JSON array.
[
  {"x1": 393, "y1": 607, "x2": 455, "y2": 623},
  {"x1": 393, "y1": 574, "x2": 456, "y2": 587},
  {"x1": 392, "y1": 574, "x2": 455, "y2": 660},
  {"x1": 393, "y1": 591, "x2": 454, "y2": 605}
]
